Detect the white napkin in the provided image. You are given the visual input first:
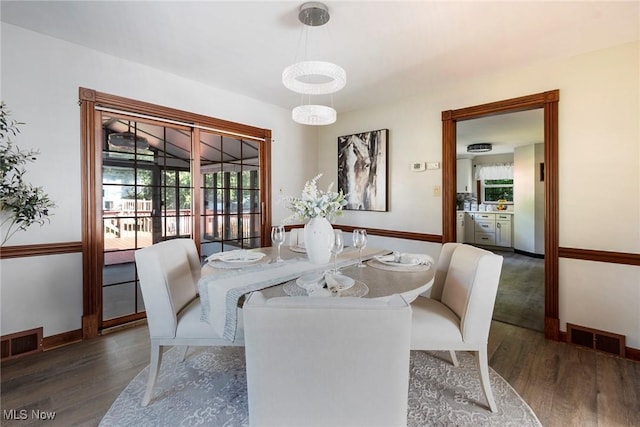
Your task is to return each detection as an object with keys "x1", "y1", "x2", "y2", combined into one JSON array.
[
  {"x1": 308, "y1": 288, "x2": 332, "y2": 297},
  {"x1": 324, "y1": 272, "x2": 355, "y2": 292},
  {"x1": 375, "y1": 252, "x2": 434, "y2": 266},
  {"x1": 296, "y1": 273, "x2": 325, "y2": 292},
  {"x1": 206, "y1": 249, "x2": 265, "y2": 263}
]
